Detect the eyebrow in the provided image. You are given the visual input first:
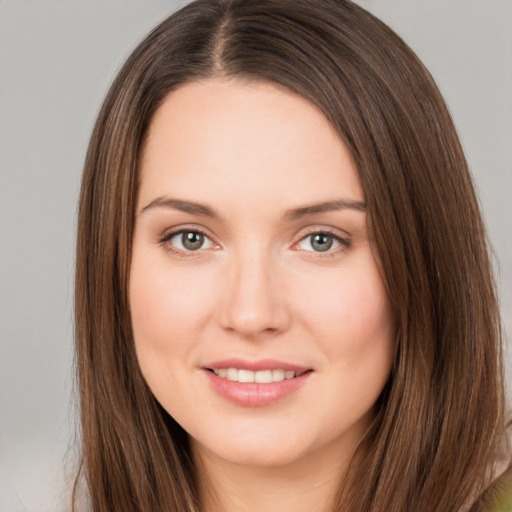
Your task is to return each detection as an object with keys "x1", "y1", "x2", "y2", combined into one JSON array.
[
  {"x1": 139, "y1": 196, "x2": 366, "y2": 219},
  {"x1": 140, "y1": 197, "x2": 217, "y2": 217},
  {"x1": 283, "y1": 199, "x2": 366, "y2": 220}
]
